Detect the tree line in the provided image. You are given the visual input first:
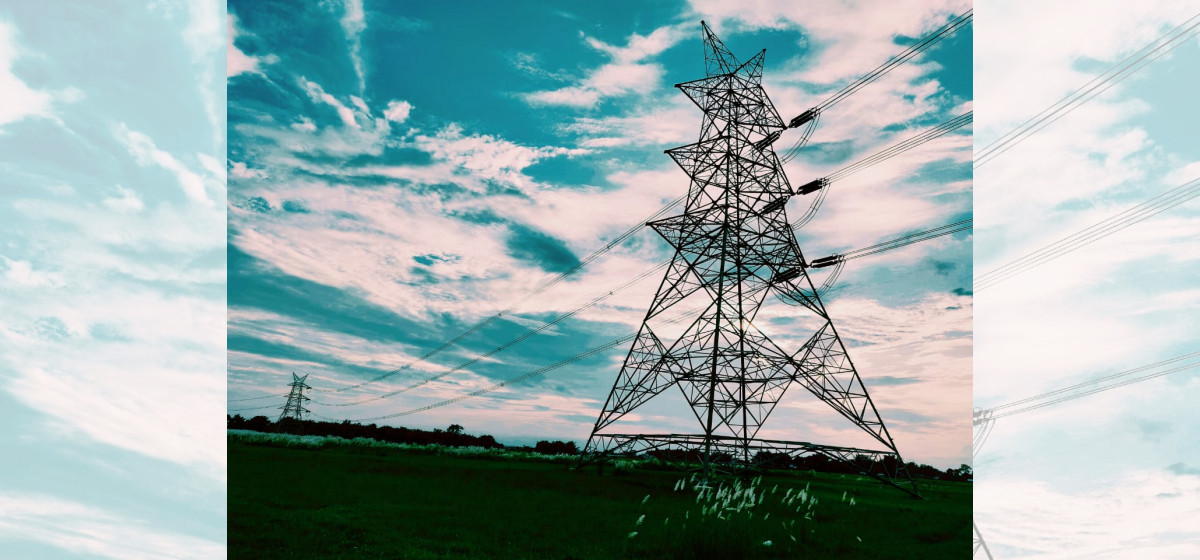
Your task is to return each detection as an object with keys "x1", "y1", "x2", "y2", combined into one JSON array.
[{"x1": 227, "y1": 415, "x2": 969, "y2": 481}]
